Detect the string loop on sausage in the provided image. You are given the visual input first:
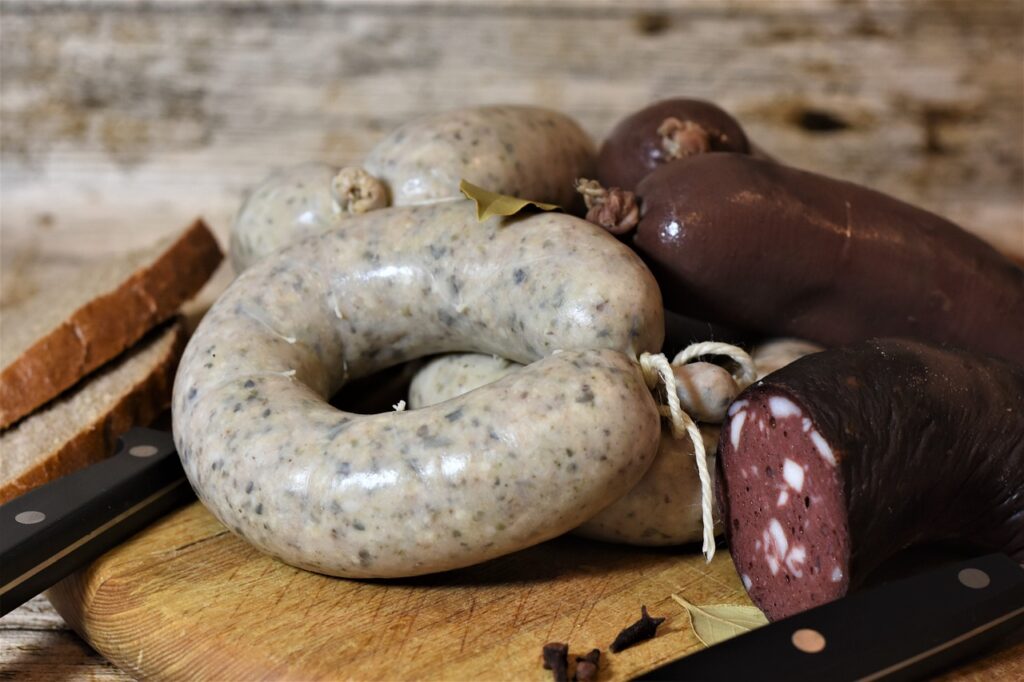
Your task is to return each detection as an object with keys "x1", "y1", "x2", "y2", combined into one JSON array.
[
  {"x1": 639, "y1": 351, "x2": 715, "y2": 562},
  {"x1": 671, "y1": 341, "x2": 757, "y2": 390}
]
